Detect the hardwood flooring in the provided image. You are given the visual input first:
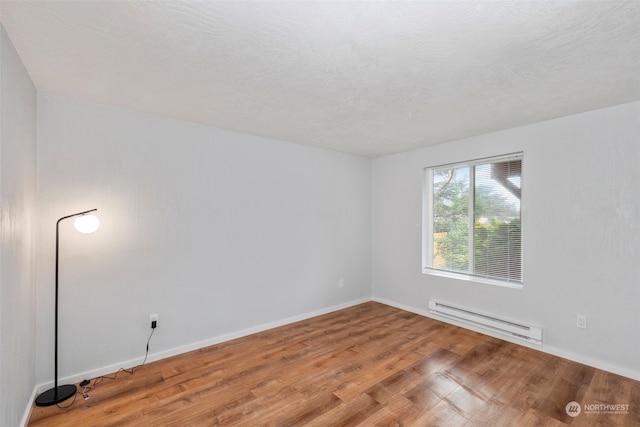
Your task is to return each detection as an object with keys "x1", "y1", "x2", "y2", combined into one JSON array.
[{"x1": 28, "y1": 302, "x2": 639, "y2": 426}]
